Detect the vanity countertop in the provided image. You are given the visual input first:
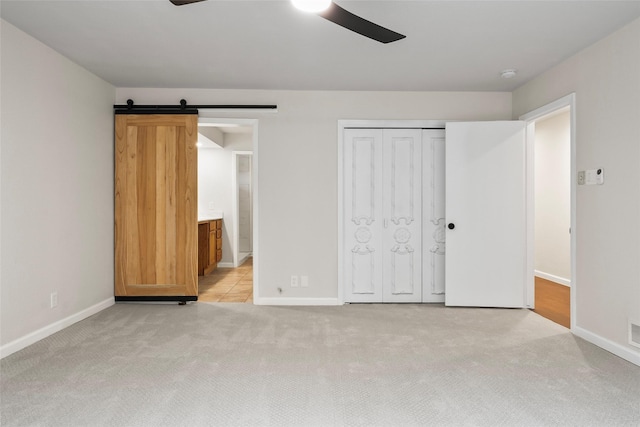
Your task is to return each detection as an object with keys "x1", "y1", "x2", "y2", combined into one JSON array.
[{"x1": 198, "y1": 212, "x2": 223, "y2": 222}]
